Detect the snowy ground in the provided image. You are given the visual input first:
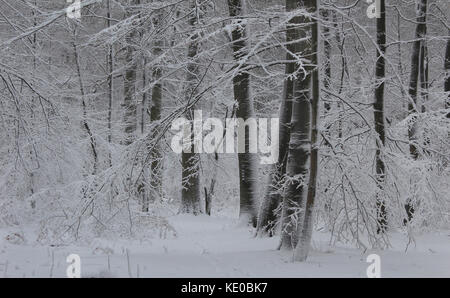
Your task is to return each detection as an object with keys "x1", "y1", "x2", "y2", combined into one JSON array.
[{"x1": 0, "y1": 215, "x2": 449, "y2": 278}]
